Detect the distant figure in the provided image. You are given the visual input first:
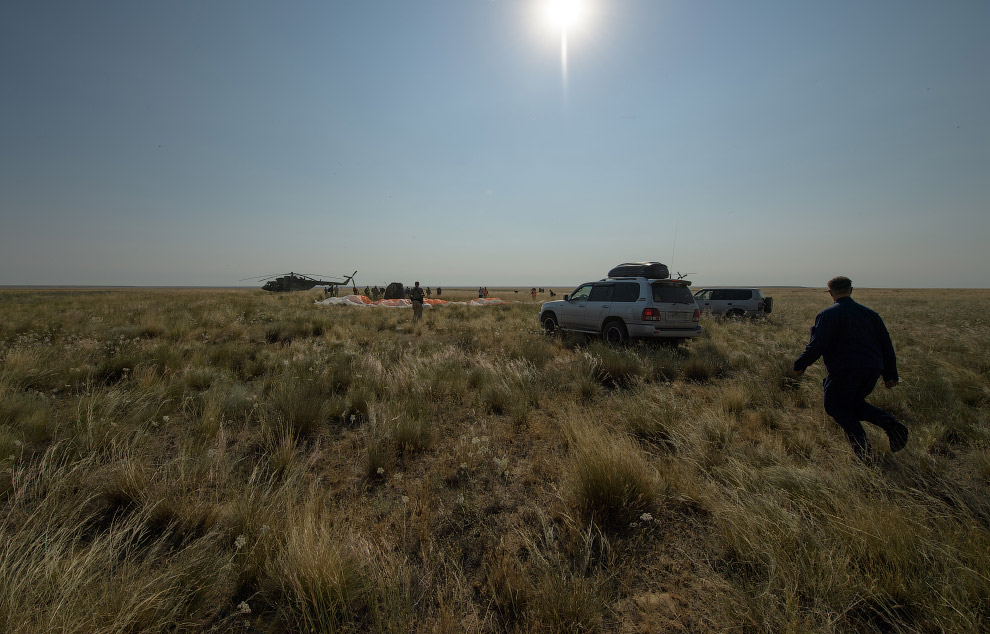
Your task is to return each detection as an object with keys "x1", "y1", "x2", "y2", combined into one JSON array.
[
  {"x1": 410, "y1": 281, "x2": 426, "y2": 321},
  {"x1": 483, "y1": 287, "x2": 489, "y2": 298},
  {"x1": 352, "y1": 285, "x2": 358, "y2": 295},
  {"x1": 437, "y1": 287, "x2": 442, "y2": 297},
  {"x1": 478, "y1": 287, "x2": 484, "y2": 298},
  {"x1": 793, "y1": 276, "x2": 908, "y2": 460},
  {"x1": 549, "y1": 289, "x2": 556, "y2": 297},
  {"x1": 325, "y1": 286, "x2": 330, "y2": 295},
  {"x1": 531, "y1": 287, "x2": 537, "y2": 299},
  {"x1": 364, "y1": 286, "x2": 371, "y2": 297},
  {"x1": 426, "y1": 286, "x2": 431, "y2": 297}
]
